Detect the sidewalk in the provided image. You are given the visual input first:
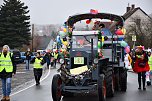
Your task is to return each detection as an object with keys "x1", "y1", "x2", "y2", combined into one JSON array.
[{"x1": 0, "y1": 63, "x2": 49, "y2": 97}]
